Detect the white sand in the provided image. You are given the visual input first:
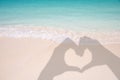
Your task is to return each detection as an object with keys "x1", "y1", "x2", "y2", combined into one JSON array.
[{"x1": 0, "y1": 26, "x2": 120, "y2": 80}]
